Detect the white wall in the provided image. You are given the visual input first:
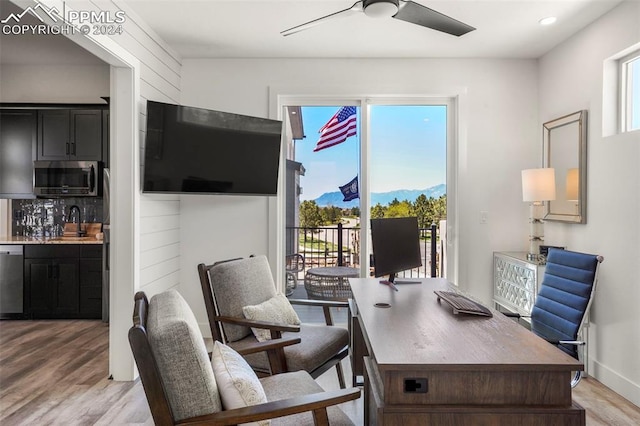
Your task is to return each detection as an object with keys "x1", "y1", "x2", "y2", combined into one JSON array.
[
  {"x1": 179, "y1": 57, "x2": 539, "y2": 337},
  {"x1": 538, "y1": 1, "x2": 640, "y2": 405},
  {"x1": 0, "y1": 64, "x2": 109, "y2": 103}
]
